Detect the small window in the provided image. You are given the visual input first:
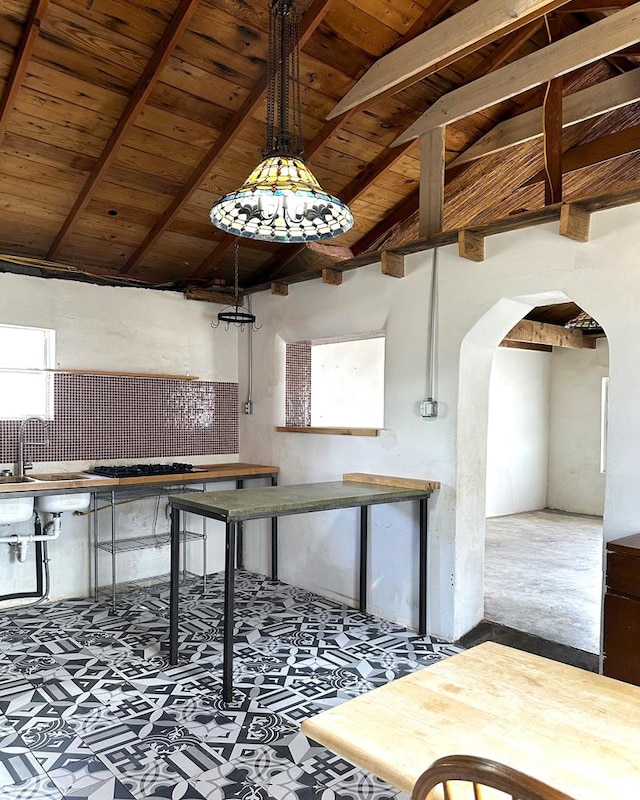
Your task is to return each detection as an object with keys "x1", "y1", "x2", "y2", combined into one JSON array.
[
  {"x1": 0, "y1": 324, "x2": 55, "y2": 420},
  {"x1": 600, "y1": 376, "x2": 609, "y2": 474},
  {"x1": 285, "y1": 333, "x2": 385, "y2": 429}
]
